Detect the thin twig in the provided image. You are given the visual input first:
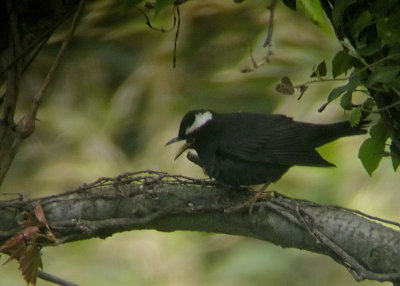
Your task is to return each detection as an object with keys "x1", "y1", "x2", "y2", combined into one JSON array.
[
  {"x1": 263, "y1": 0, "x2": 278, "y2": 62},
  {"x1": 38, "y1": 270, "x2": 79, "y2": 286},
  {"x1": 173, "y1": 4, "x2": 181, "y2": 68},
  {"x1": 25, "y1": 0, "x2": 85, "y2": 129},
  {"x1": 0, "y1": 0, "x2": 85, "y2": 188},
  {"x1": 136, "y1": 6, "x2": 176, "y2": 32},
  {"x1": 0, "y1": 0, "x2": 22, "y2": 186},
  {"x1": 240, "y1": 0, "x2": 278, "y2": 72}
]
